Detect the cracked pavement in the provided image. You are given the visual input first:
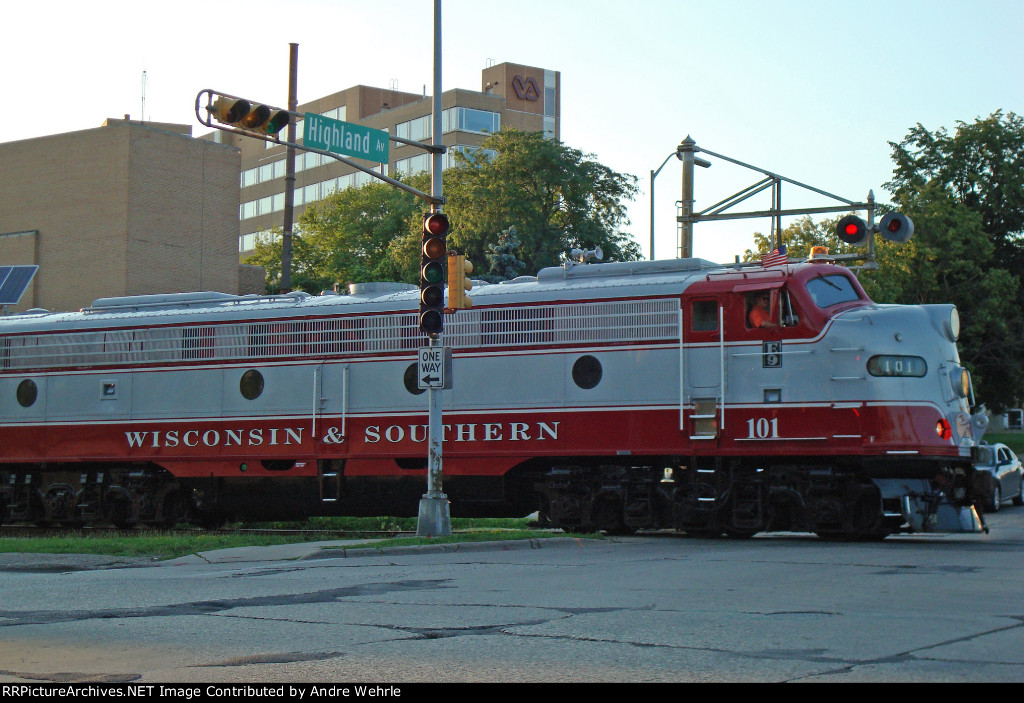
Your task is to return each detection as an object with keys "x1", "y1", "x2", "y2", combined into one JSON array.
[{"x1": 2, "y1": 517, "x2": 1024, "y2": 683}]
